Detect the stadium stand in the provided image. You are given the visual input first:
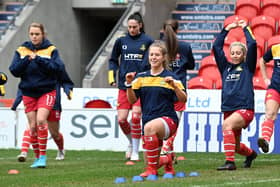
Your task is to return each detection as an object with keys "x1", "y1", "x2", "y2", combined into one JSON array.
[
  {"x1": 253, "y1": 76, "x2": 267, "y2": 90},
  {"x1": 84, "y1": 99, "x2": 112, "y2": 109},
  {"x1": 198, "y1": 55, "x2": 221, "y2": 83},
  {"x1": 188, "y1": 76, "x2": 213, "y2": 89},
  {"x1": 240, "y1": 34, "x2": 265, "y2": 58},
  {"x1": 235, "y1": 0, "x2": 261, "y2": 21},
  {"x1": 223, "y1": 15, "x2": 248, "y2": 40},
  {"x1": 267, "y1": 35, "x2": 280, "y2": 50},
  {"x1": 250, "y1": 15, "x2": 276, "y2": 41},
  {"x1": 255, "y1": 60, "x2": 274, "y2": 79},
  {"x1": 173, "y1": 1, "x2": 235, "y2": 86},
  {"x1": 214, "y1": 78, "x2": 222, "y2": 89},
  {"x1": 261, "y1": 0, "x2": 280, "y2": 20}
]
